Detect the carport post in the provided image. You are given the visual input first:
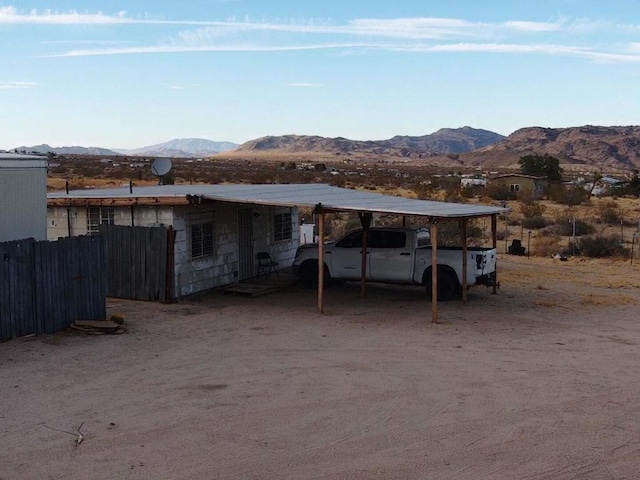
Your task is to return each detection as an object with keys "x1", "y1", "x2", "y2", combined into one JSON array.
[
  {"x1": 358, "y1": 212, "x2": 372, "y2": 298},
  {"x1": 430, "y1": 220, "x2": 439, "y2": 324},
  {"x1": 460, "y1": 219, "x2": 468, "y2": 304},
  {"x1": 491, "y1": 214, "x2": 498, "y2": 295},
  {"x1": 317, "y1": 209, "x2": 325, "y2": 313}
]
